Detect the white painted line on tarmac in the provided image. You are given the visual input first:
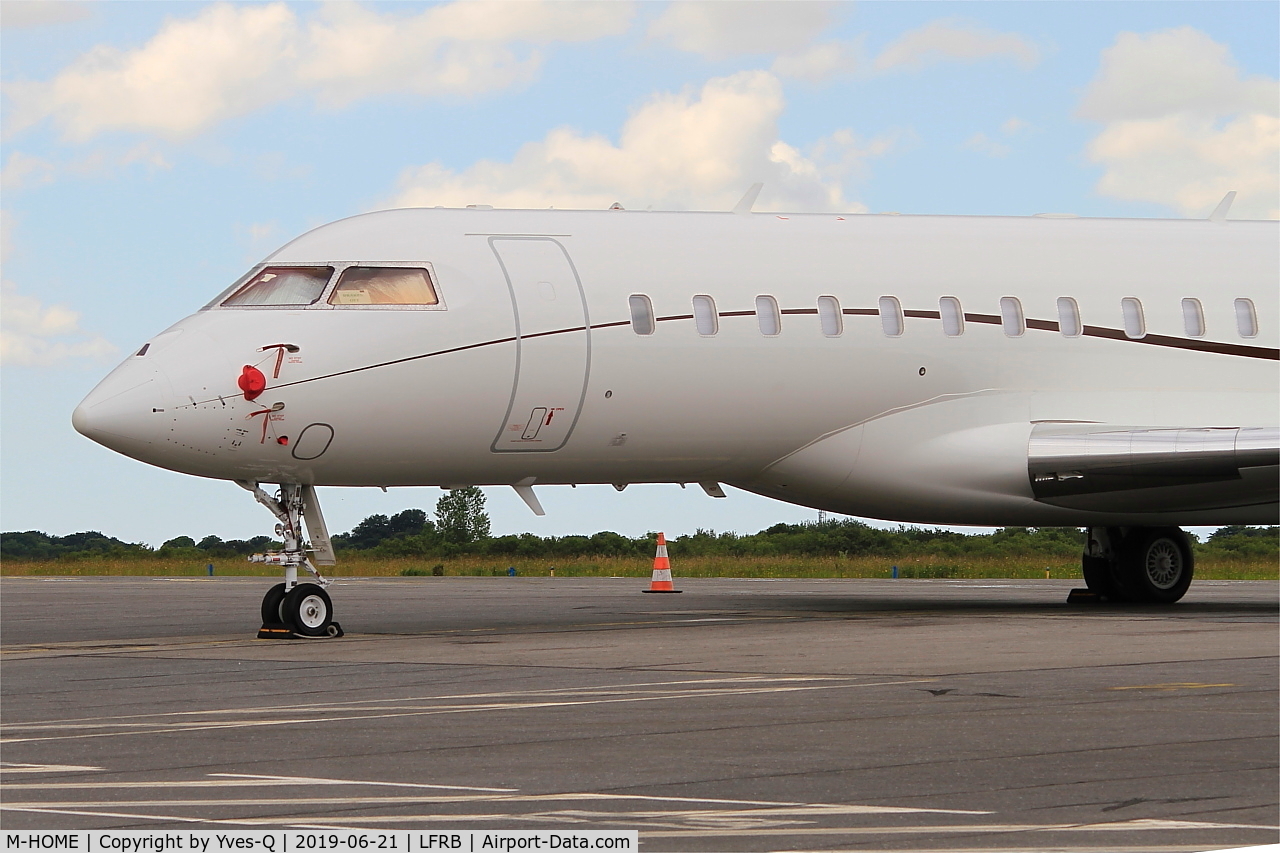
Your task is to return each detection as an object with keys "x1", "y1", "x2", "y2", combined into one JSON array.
[
  {"x1": 7, "y1": 799, "x2": 1269, "y2": 835},
  {"x1": 0, "y1": 677, "x2": 932, "y2": 744},
  {"x1": 6, "y1": 804, "x2": 1271, "y2": 838},
  {"x1": 757, "y1": 845, "x2": 1249, "y2": 850},
  {"x1": 0, "y1": 806, "x2": 258, "y2": 826},
  {"x1": 211, "y1": 773, "x2": 516, "y2": 792},
  {"x1": 638, "y1": 820, "x2": 1280, "y2": 838},
  {"x1": 0, "y1": 778, "x2": 514, "y2": 793},
  {"x1": 2, "y1": 779, "x2": 317, "y2": 790},
  {"x1": 0, "y1": 778, "x2": 994, "y2": 815},
  {"x1": 0, "y1": 763, "x2": 104, "y2": 774},
  {"x1": 0, "y1": 794, "x2": 987, "y2": 810},
  {"x1": 0, "y1": 674, "x2": 857, "y2": 726},
  {"x1": 766, "y1": 848, "x2": 1240, "y2": 853}
]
